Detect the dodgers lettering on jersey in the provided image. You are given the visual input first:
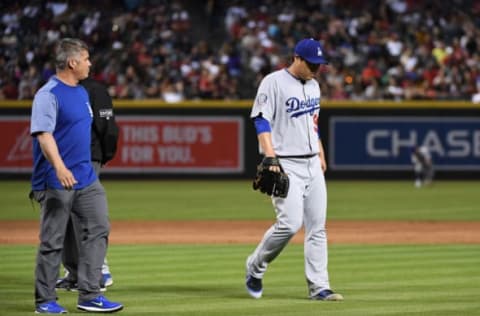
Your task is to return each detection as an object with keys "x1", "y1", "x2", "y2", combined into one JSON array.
[
  {"x1": 251, "y1": 69, "x2": 321, "y2": 156},
  {"x1": 285, "y1": 96, "x2": 320, "y2": 118}
]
